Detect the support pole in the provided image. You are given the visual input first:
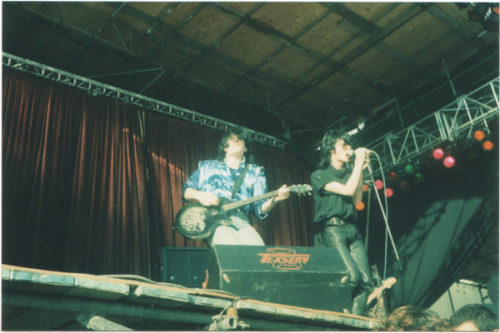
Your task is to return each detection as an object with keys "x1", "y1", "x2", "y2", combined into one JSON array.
[
  {"x1": 367, "y1": 162, "x2": 403, "y2": 272},
  {"x1": 442, "y1": 57, "x2": 457, "y2": 96},
  {"x1": 365, "y1": 187, "x2": 372, "y2": 250},
  {"x1": 77, "y1": 315, "x2": 133, "y2": 331},
  {"x1": 3, "y1": 292, "x2": 377, "y2": 331}
]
